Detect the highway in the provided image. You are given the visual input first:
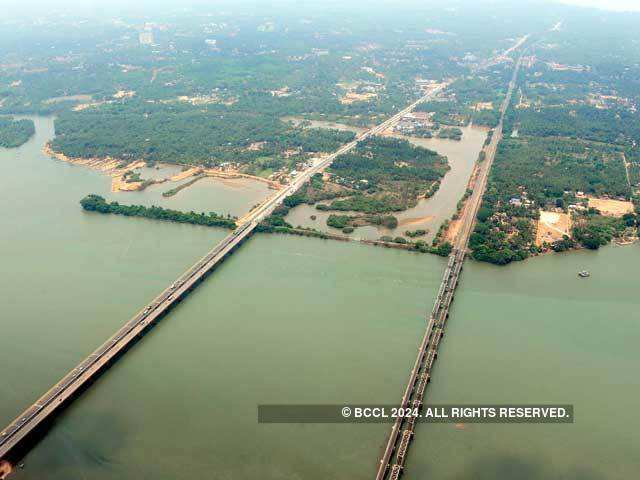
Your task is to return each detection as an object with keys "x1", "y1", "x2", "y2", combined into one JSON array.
[
  {"x1": 477, "y1": 34, "x2": 528, "y2": 71},
  {"x1": 374, "y1": 52, "x2": 525, "y2": 480},
  {"x1": 0, "y1": 82, "x2": 446, "y2": 471}
]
